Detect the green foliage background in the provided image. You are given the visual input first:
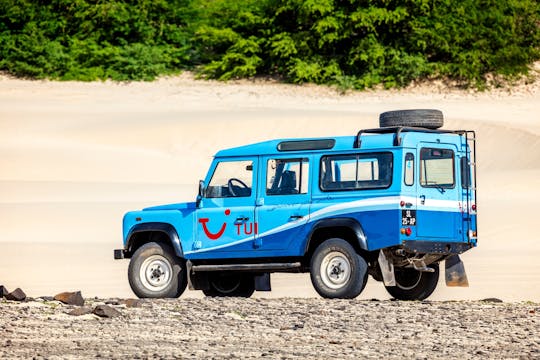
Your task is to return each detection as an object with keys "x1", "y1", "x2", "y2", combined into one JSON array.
[{"x1": 1, "y1": 0, "x2": 539, "y2": 88}]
